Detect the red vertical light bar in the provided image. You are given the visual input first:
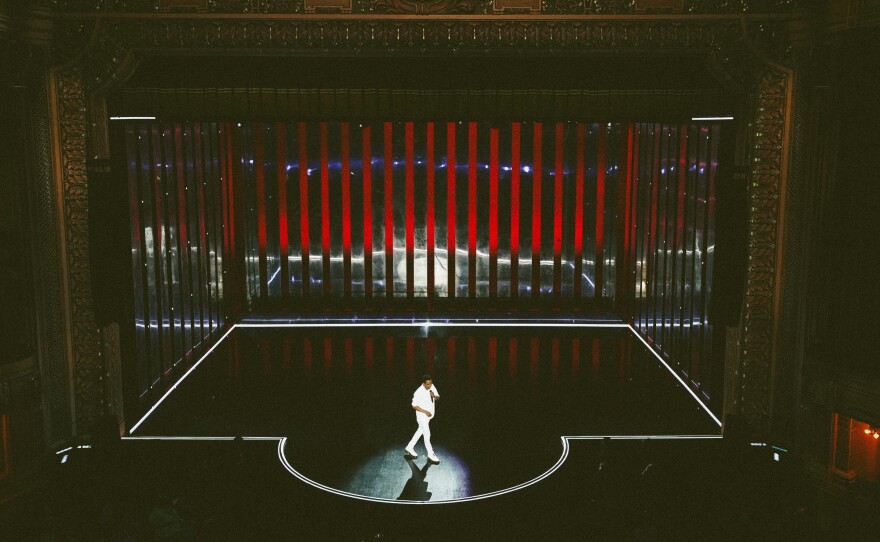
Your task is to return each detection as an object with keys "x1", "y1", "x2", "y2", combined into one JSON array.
[
  {"x1": 324, "y1": 337, "x2": 332, "y2": 372},
  {"x1": 468, "y1": 122, "x2": 478, "y2": 297},
  {"x1": 574, "y1": 123, "x2": 585, "y2": 298},
  {"x1": 255, "y1": 123, "x2": 268, "y2": 299},
  {"x1": 591, "y1": 337, "x2": 600, "y2": 378},
  {"x1": 487, "y1": 337, "x2": 497, "y2": 383},
  {"x1": 384, "y1": 122, "x2": 394, "y2": 298},
  {"x1": 298, "y1": 122, "x2": 310, "y2": 296},
  {"x1": 426, "y1": 123, "x2": 435, "y2": 297},
  {"x1": 303, "y1": 337, "x2": 313, "y2": 371},
  {"x1": 509, "y1": 337, "x2": 518, "y2": 381},
  {"x1": 386, "y1": 337, "x2": 395, "y2": 375},
  {"x1": 282, "y1": 337, "x2": 291, "y2": 370},
  {"x1": 571, "y1": 337, "x2": 580, "y2": 377},
  {"x1": 427, "y1": 336, "x2": 435, "y2": 374},
  {"x1": 531, "y1": 123, "x2": 542, "y2": 298},
  {"x1": 276, "y1": 123, "x2": 289, "y2": 298},
  {"x1": 553, "y1": 123, "x2": 564, "y2": 297},
  {"x1": 595, "y1": 123, "x2": 607, "y2": 299},
  {"x1": 362, "y1": 126, "x2": 372, "y2": 298},
  {"x1": 551, "y1": 337, "x2": 559, "y2": 383},
  {"x1": 489, "y1": 127, "x2": 499, "y2": 297},
  {"x1": 406, "y1": 337, "x2": 415, "y2": 382},
  {"x1": 320, "y1": 123, "x2": 331, "y2": 296},
  {"x1": 344, "y1": 337, "x2": 353, "y2": 378},
  {"x1": 530, "y1": 337, "x2": 540, "y2": 382},
  {"x1": 406, "y1": 122, "x2": 415, "y2": 298},
  {"x1": 365, "y1": 337, "x2": 374, "y2": 376},
  {"x1": 447, "y1": 123, "x2": 456, "y2": 297},
  {"x1": 510, "y1": 123, "x2": 520, "y2": 298},
  {"x1": 341, "y1": 123, "x2": 351, "y2": 297}
]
